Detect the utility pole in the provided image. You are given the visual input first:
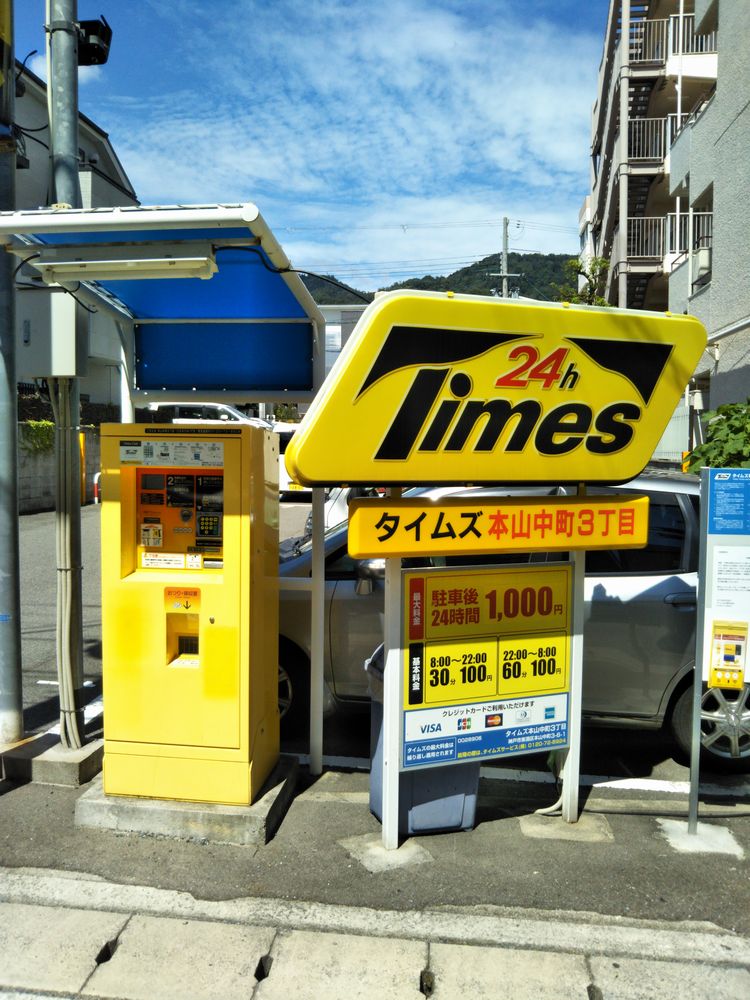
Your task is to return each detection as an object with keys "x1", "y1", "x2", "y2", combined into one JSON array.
[
  {"x1": 488, "y1": 216, "x2": 520, "y2": 297},
  {"x1": 47, "y1": 0, "x2": 84, "y2": 747},
  {"x1": 502, "y1": 216, "x2": 509, "y2": 298},
  {"x1": 0, "y1": 0, "x2": 23, "y2": 744}
]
